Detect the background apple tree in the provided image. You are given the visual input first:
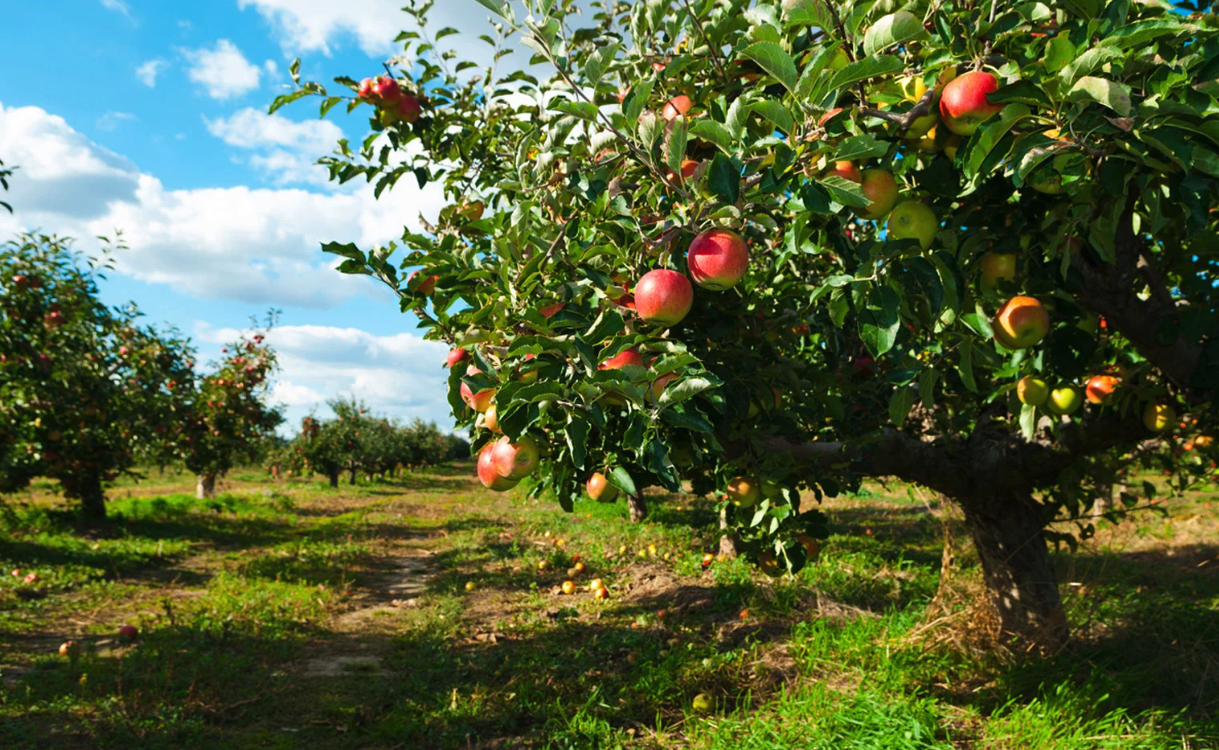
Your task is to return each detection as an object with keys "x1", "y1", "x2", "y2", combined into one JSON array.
[
  {"x1": 283, "y1": 0, "x2": 1219, "y2": 649},
  {"x1": 1, "y1": 234, "x2": 196, "y2": 519}
]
